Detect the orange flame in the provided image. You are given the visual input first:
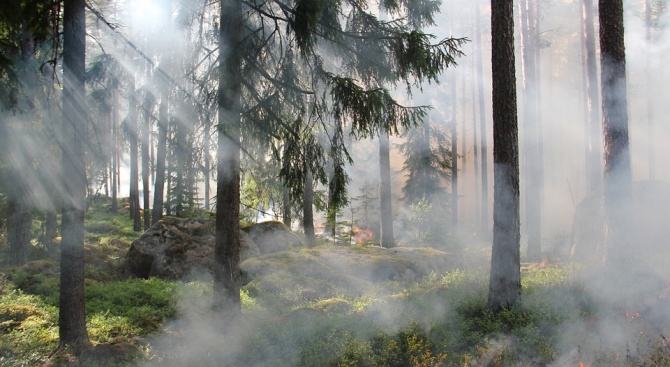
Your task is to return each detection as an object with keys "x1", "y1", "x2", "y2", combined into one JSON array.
[
  {"x1": 352, "y1": 226, "x2": 374, "y2": 244},
  {"x1": 579, "y1": 362, "x2": 590, "y2": 367}
]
